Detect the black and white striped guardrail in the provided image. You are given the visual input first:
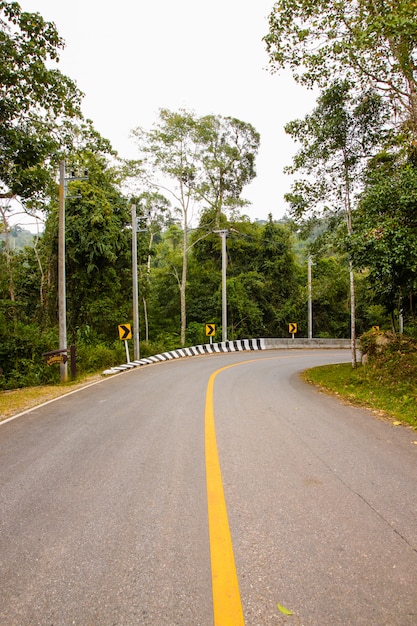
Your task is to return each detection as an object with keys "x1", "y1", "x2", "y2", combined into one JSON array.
[{"x1": 103, "y1": 338, "x2": 266, "y2": 375}]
